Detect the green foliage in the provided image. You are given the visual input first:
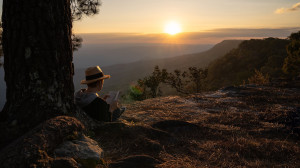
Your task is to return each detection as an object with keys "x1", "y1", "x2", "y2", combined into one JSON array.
[
  {"x1": 187, "y1": 67, "x2": 208, "y2": 92},
  {"x1": 130, "y1": 66, "x2": 208, "y2": 100},
  {"x1": 71, "y1": 0, "x2": 101, "y2": 20},
  {"x1": 130, "y1": 66, "x2": 167, "y2": 100},
  {"x1": 207, "y1": 38, "x2": 289, "y2": 89},
  {"x1": 70, "y1": 0, "x2": 100, "y2": 51},
  {"x1": 72, "y1": 34, "x2": 83, "y2": 51},
  {"x1": 165, "y1": 67, "x2": 208, "y2": 94},
  {"x1": 143, "y1": 66, "x2": 166, "y2": 98},
  {"x1": 248, "y1": 69, "x2": 270, "y2": 85},
  {"x1": 282, "y1": 31, "x2": 300, "y2": 79},
  {"x1": 164, "y1": 69, "x2": 189, "y2": 94},
  {"x1": 129, "y1": 80, "x2": 146, "y2": 101}
]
